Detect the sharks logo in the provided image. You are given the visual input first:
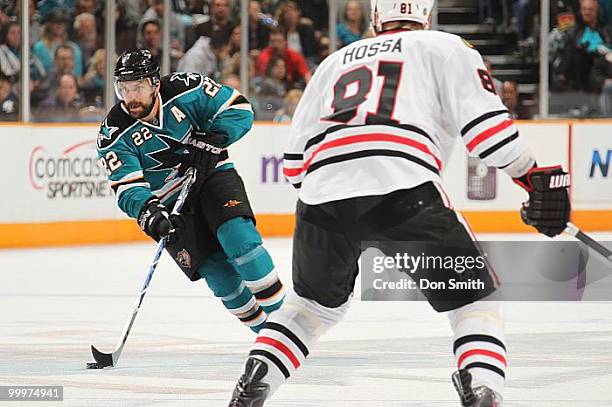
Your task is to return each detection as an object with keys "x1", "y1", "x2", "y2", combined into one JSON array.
[
  {"x1": 146, "y1": 133, "x2": 189, "y2": 172},
  {"x1": 97, "y1": 118, "x2": 119, "y2": 148},
  {"x1": 170, "y1": 72, "x2": 201, "y2": 87}
]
